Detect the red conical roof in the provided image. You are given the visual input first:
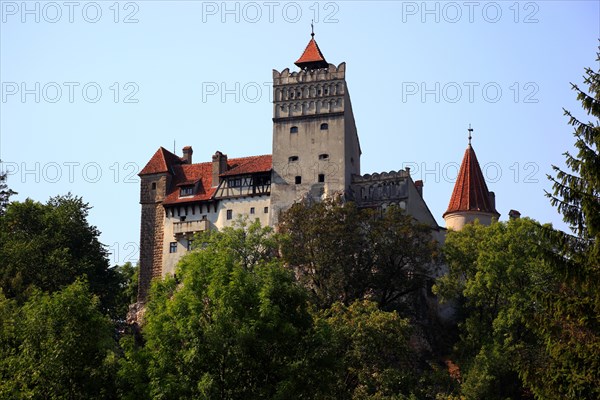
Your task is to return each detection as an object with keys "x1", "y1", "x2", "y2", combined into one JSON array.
[
  {"x1": 295, "y1": 36, "x2": 329, "y2": 70},
  {"x1": 443, "y1": 145, "x2": 499, "y2": 217}
]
